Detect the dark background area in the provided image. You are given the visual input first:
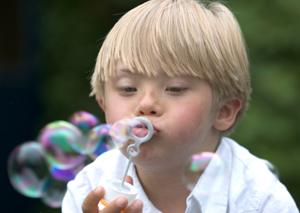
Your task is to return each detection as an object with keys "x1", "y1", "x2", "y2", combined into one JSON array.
[{"x1": 1, "y1": 0, "x2": 299, "y2": 212}]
